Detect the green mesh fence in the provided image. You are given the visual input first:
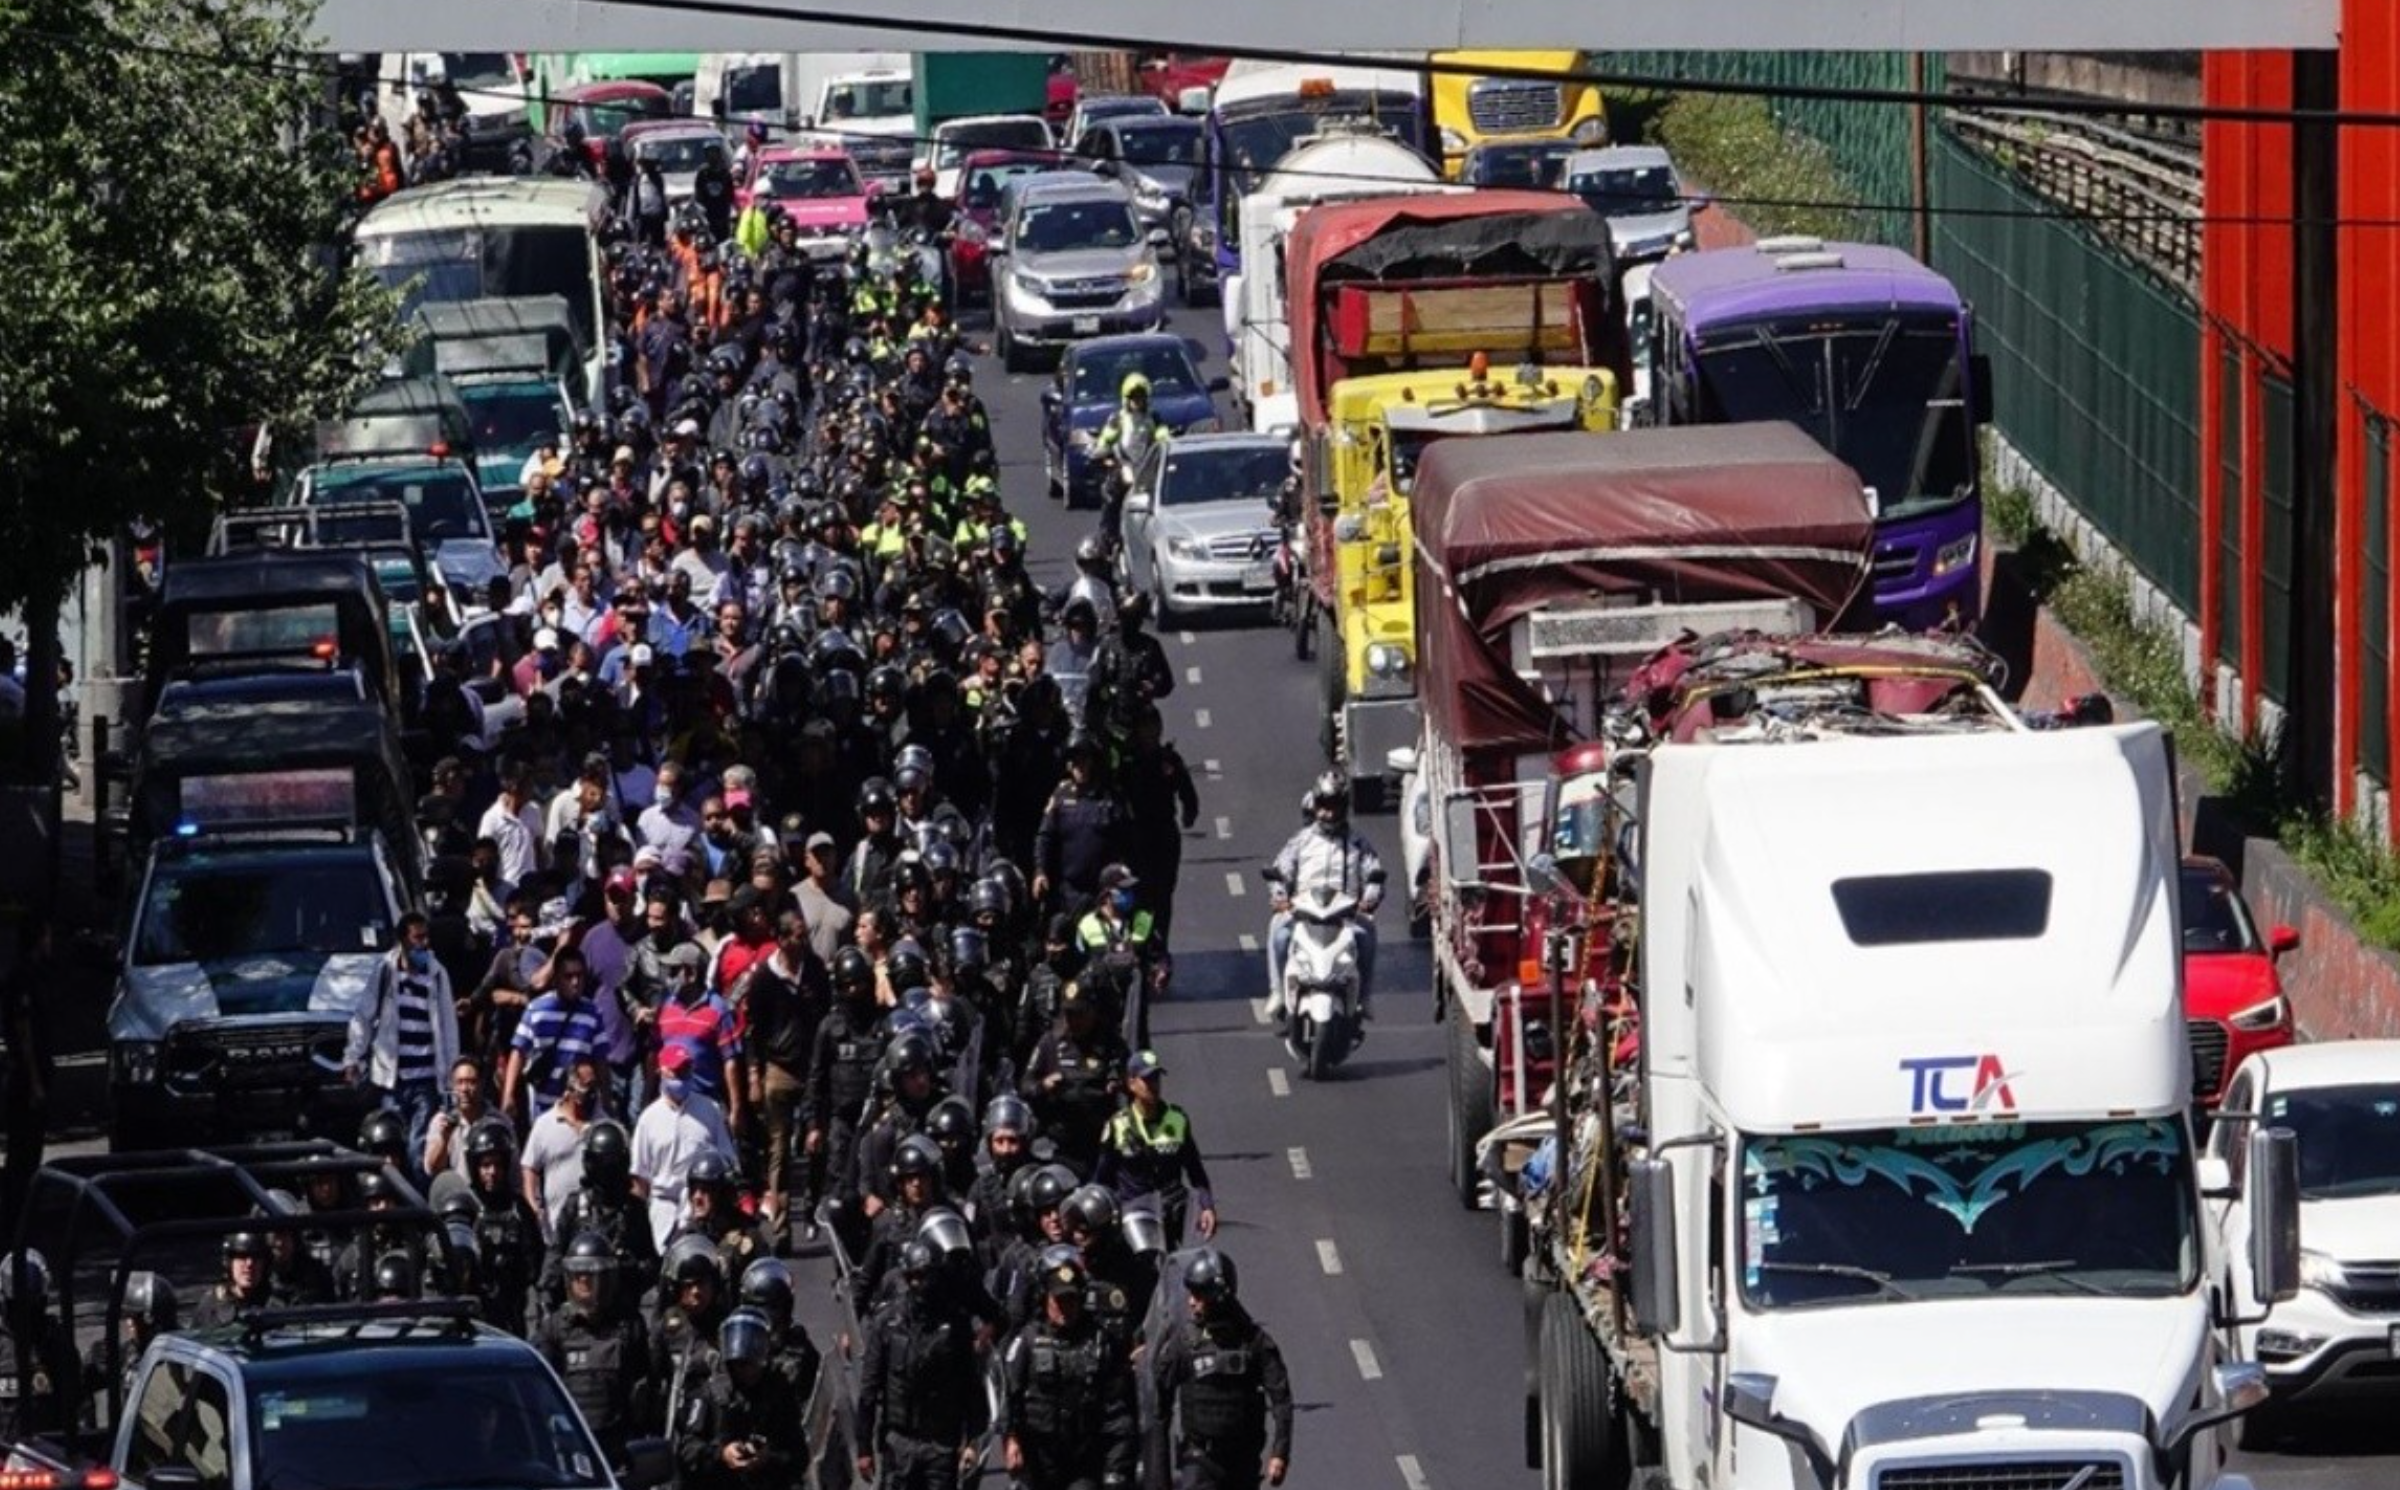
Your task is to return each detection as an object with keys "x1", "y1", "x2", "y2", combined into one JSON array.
[
  {"x1": 1933, "y1": 131, "x2": 2203, "y2": 617},
  {"x1": 1594, "y1": 52, "x2": 1932, "y2": 246}
]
